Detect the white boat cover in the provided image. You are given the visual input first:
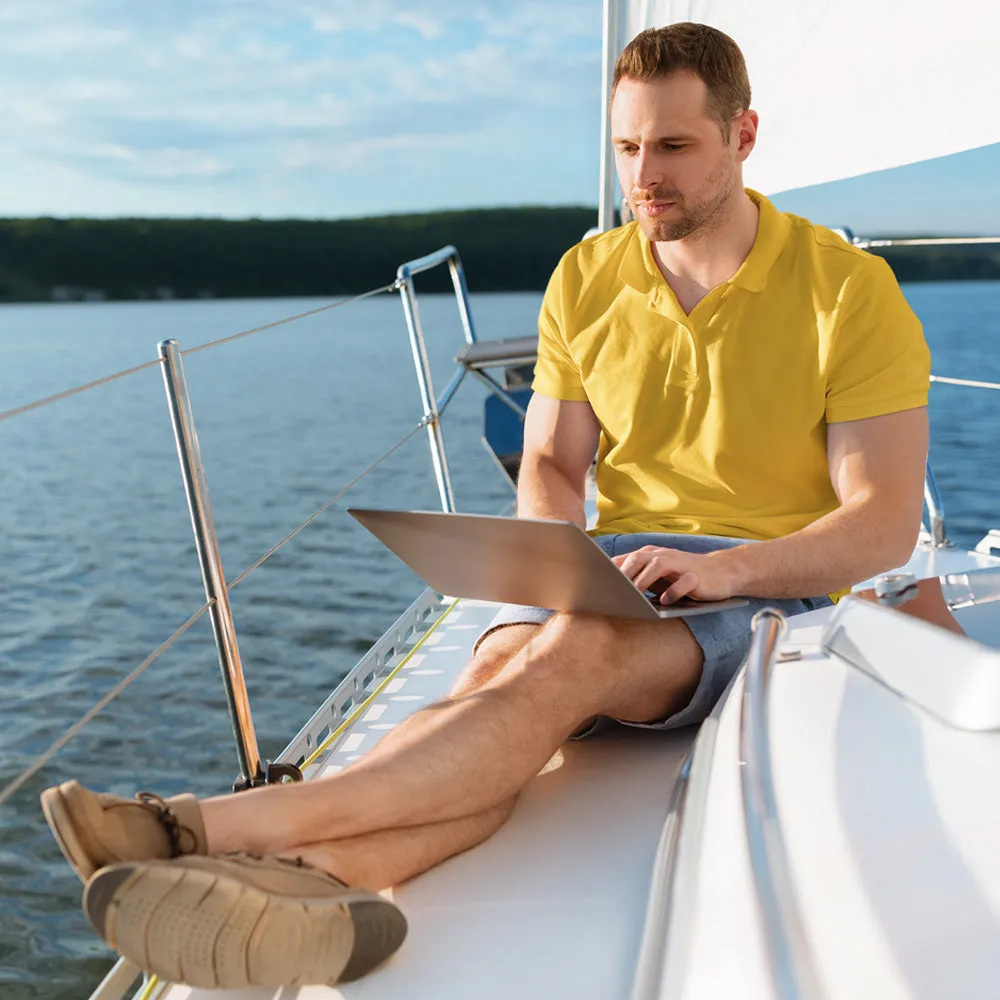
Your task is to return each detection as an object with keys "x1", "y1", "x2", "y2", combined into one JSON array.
[{"x1": 617, "y1": 1, "x2": 1000, "y2": 194}]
